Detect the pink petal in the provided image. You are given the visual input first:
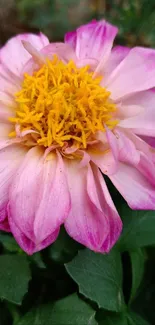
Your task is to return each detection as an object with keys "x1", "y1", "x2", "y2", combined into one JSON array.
[
  {"x1": 114, "y1": 128, "x2": 140, "y2": 165},
  {"x1": 104, "y1": 45, "x2": 130, "y2": 81},
  {"x1": 119, "y1": 105, "x2": 155, "y2": 136},
  {"x1": 137, "y1": 152, "x2": 155, "y2": 185},
  {"x1": 64, "y1": 31, "x2": 77, "y2": 49},
  {"x1": 120, "y1": 89, "x2": 155, "y2": 107},
  {"x1": 90, "y1": 129, "x2": 140, "y2": 174},
  {"x1": 22, "y1": 42, "x2": 77, "y2": 75},
  {"x1": 8, "y1": 147, "x2": 44, "y2": 242},
  {"x1": 0, "y1": 33, "x2": 49, "y2": 76},
  {"x1": 127, "y1": 131, "x2": 152, "y2": 158},
  {"x1": 64, "y1": 161, "x2": 122, "y2": 253},
  {"x1": 34, "y1": 151, "x2": 71, "y2": 242},
  {"x1": 0, "y1": 123, "x2": 13, "y2": 137},
  {"x1": 105, "y1": 127, "x2": 119, "y2": 160},
  {"x1": 0, "y1": 104, "x2": 14, "y2": 123},
  {"x1": 0, "y1": 138, "x2": 25, "y2": 151},
  {"x1": 140, "y1": 136, "x2": 155, "y2": 148},
  {"x1": 0, "y1": 64, "x2": 20, "y2": 95},
  {"x1": 117, "y1": 89, "x2": 155, "y2": 137},
  {"x1": 109, "y1": 162, "x2": 155, "y2": 209},
  {"x1": 0, "y1": 214, "x2": 10, "y2": 232},
  {"x1": 41, "y1": 42, "x2": 77, "y2": 62},
  {"x1": 0, "y1": 144, "x2": 26, "y2": 231},
  {"x1": 65, "y1": 20, "x2": 118, "y2": 68},
  {"x1": 106, "y1": 47, "x2": 155, "y2": 100},
  {"x1": 117, "y1": 104, "x2": 143, "y2": 119},
  {"x1": 8, "y1": 216, "x2": 59, "y2": 255},
  {"x1": 88, "y1": 132, "x2": 118, "y2": 175},
  {"x1": 89, "y1": 146, "x2": 117, "y2": 175},
  {"x1": 8, "y1": 148, "x2": 70, "y2": 254},
  {"x1": 117, "y1": 89, "x2": 155, "y2": 119},
  {"x1": 87, "y1": 165, "x2": 122, "y2": 251}
]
